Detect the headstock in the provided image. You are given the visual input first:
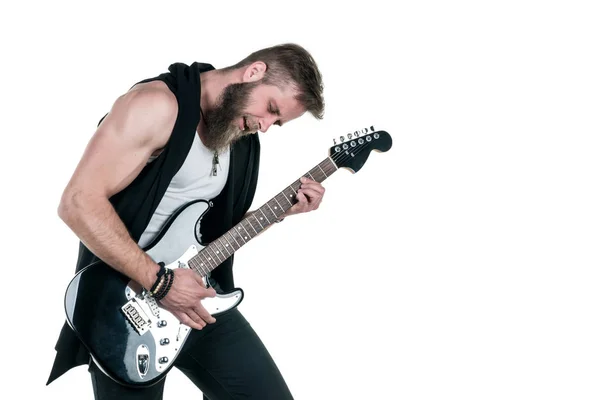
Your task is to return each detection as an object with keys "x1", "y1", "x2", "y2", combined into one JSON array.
[{"x1": 329, "y1": 126, "x2": 392, "y2": 173}]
